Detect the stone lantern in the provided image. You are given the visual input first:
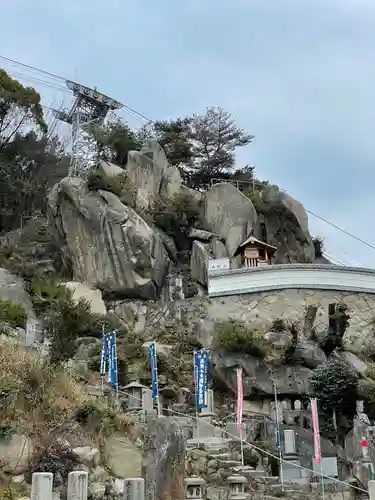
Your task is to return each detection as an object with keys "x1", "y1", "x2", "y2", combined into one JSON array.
[
  {"x1": 184, "y1": 476, "x2": 206, "y2": 500},
  {"x1": 123, "y1": 381, "x2": 146, "y2": 410},
  {"x1": 227, "y1": 475, "x2": 248, "y2": 499}
]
